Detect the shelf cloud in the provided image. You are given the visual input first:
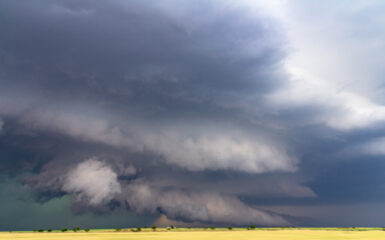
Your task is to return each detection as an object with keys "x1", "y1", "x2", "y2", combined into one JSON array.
[{"x1": 2, "y1": 0, "x2": 385, "y2": 229}]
